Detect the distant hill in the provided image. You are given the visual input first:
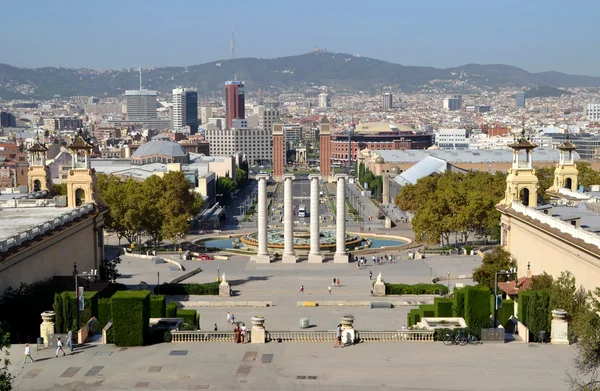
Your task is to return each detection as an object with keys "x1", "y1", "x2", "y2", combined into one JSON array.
[
  {"x1": 1, "y1": 52, "x2": 600, "y2": 100},
  {"x1": 523, "y1": 86, "x2": 574, "y2": 98}
]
